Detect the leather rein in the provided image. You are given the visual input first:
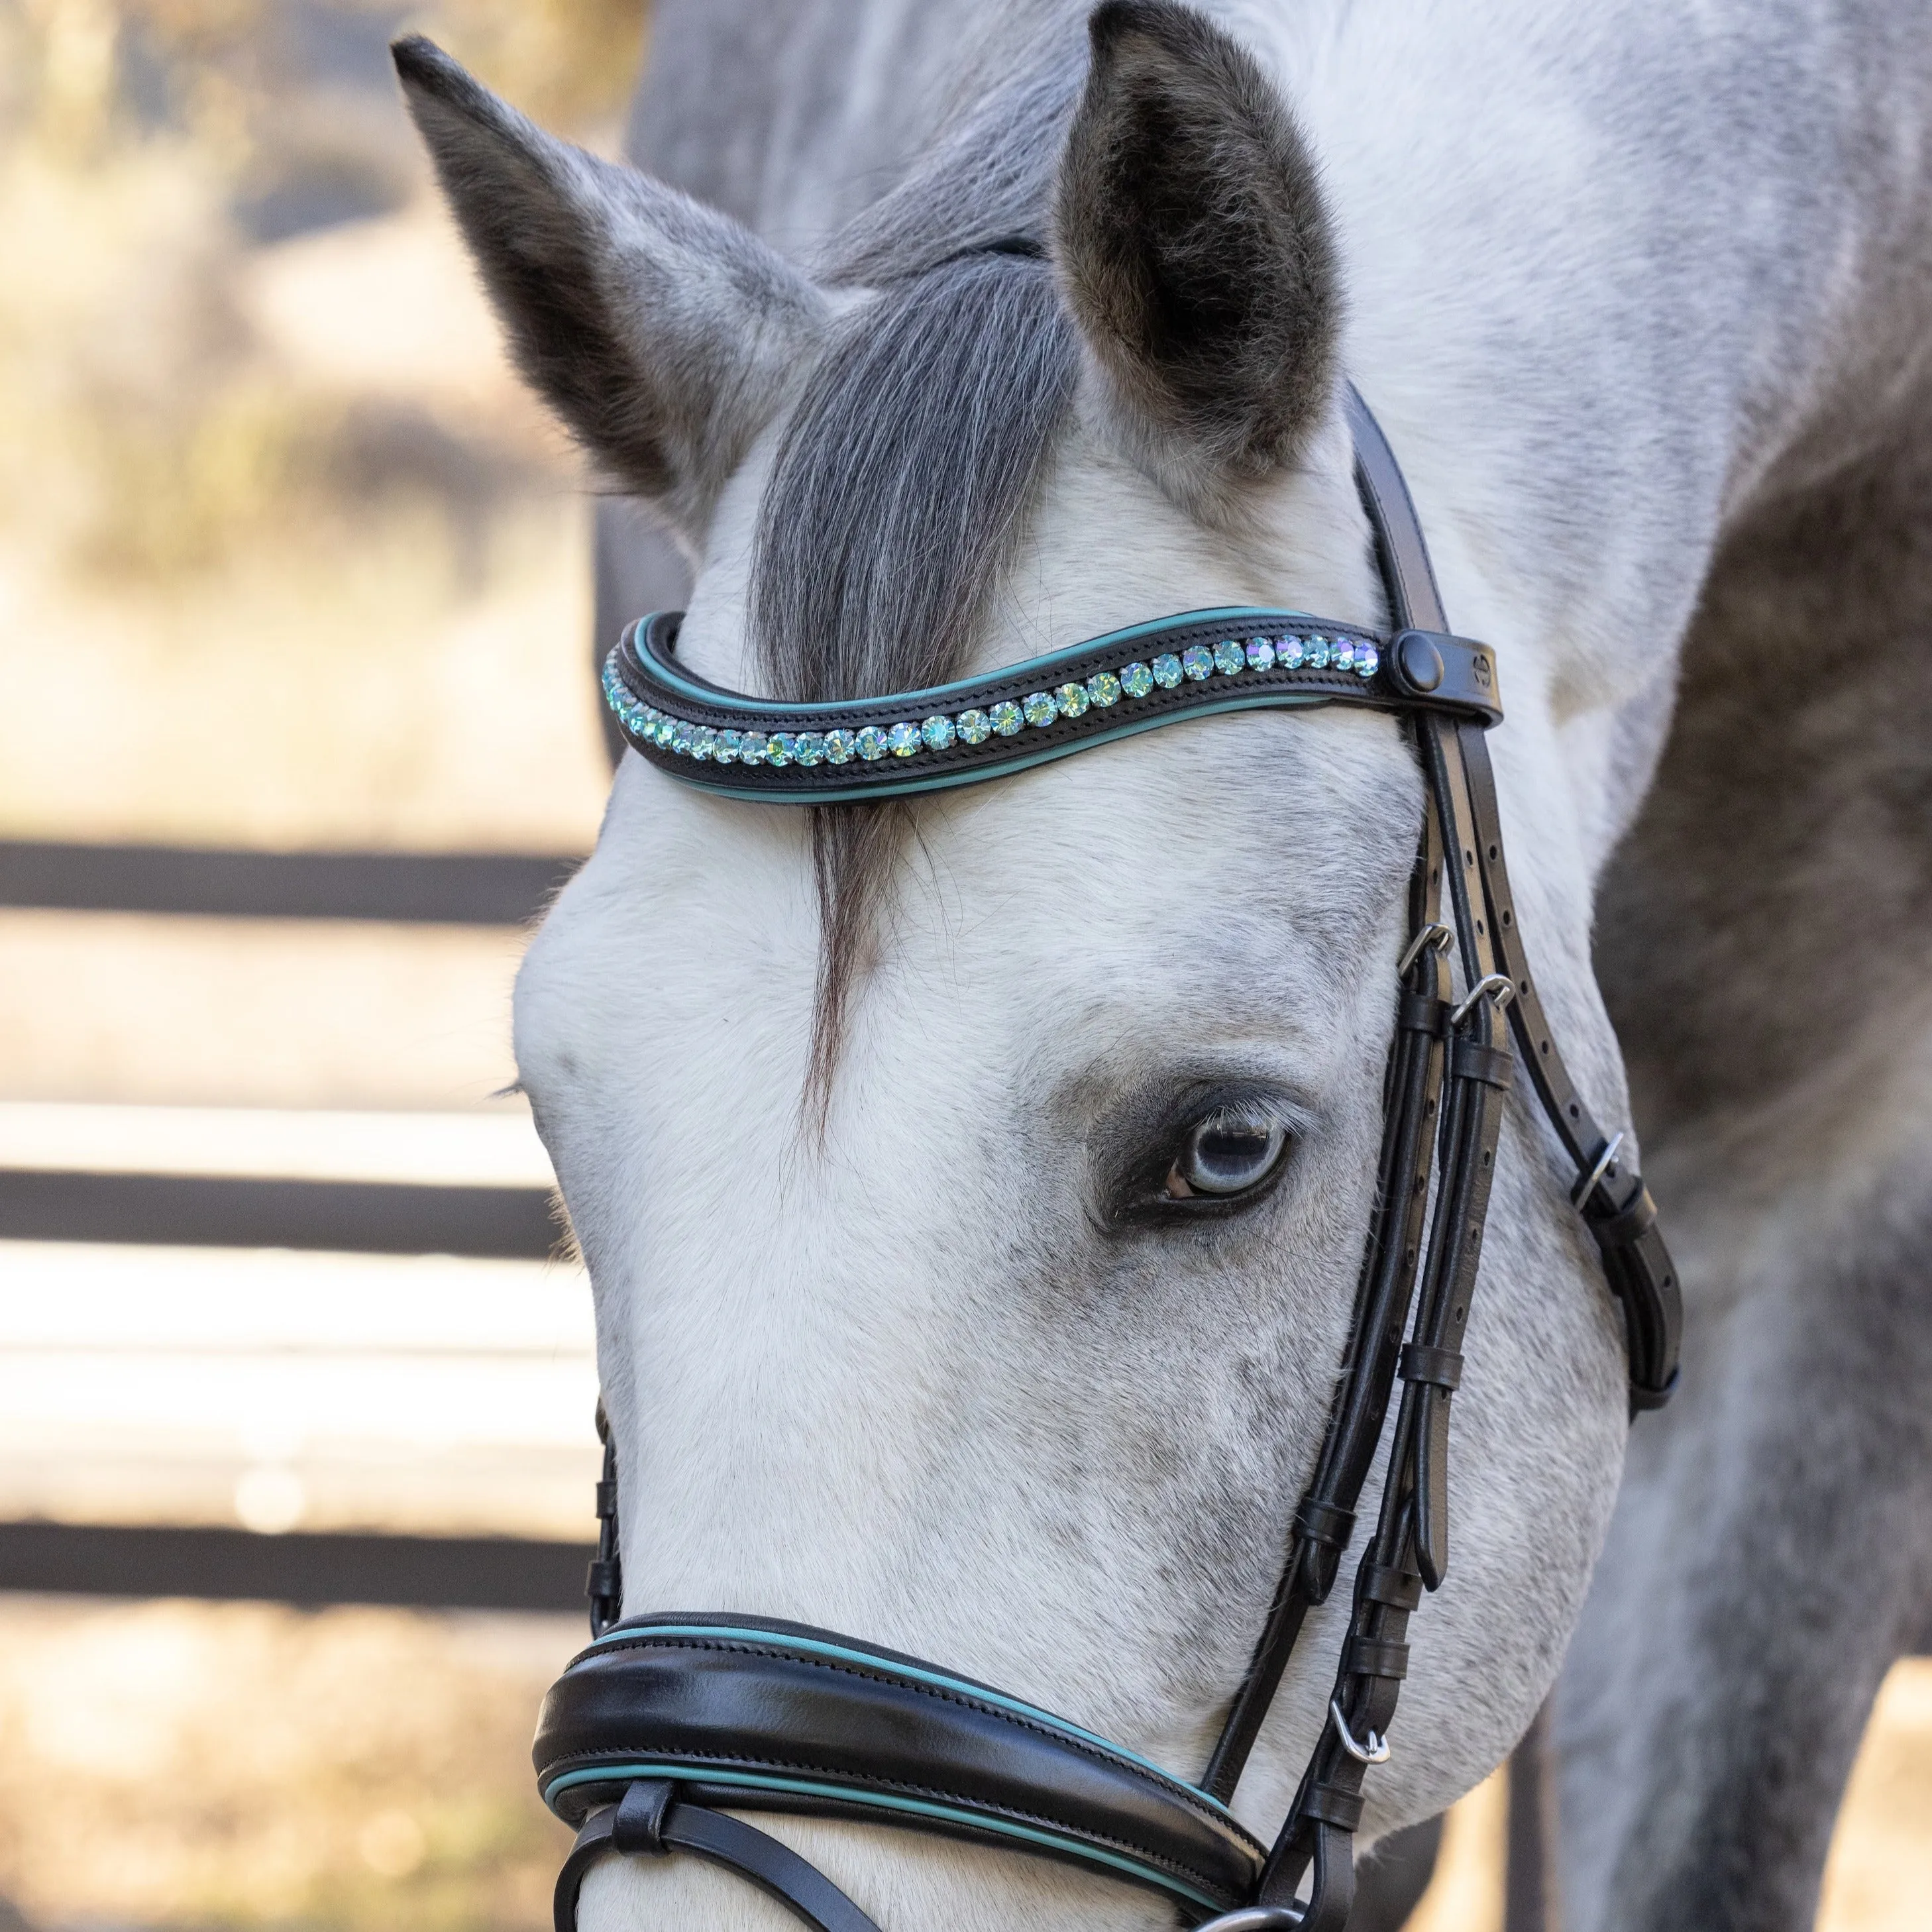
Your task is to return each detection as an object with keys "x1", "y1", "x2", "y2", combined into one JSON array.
[{"x1": 536, "y1": 388, "x2": 1682, "y2": 1932}]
